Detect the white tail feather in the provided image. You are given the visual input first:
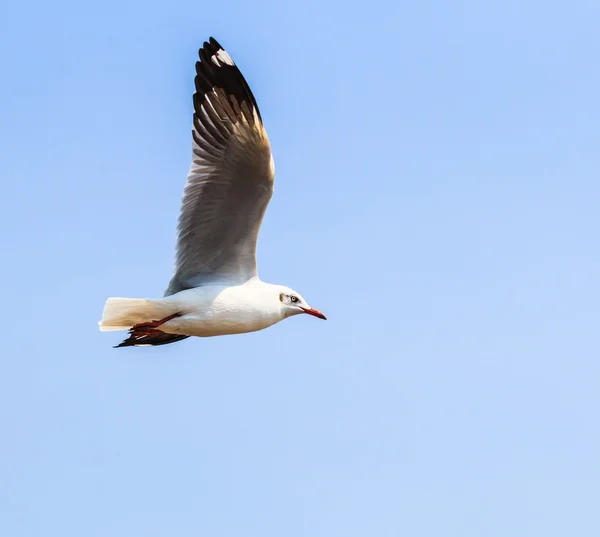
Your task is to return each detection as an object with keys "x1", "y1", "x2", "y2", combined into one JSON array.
[{"x1": 99, "y1": 297, "x2": 165, "y2": 332}]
